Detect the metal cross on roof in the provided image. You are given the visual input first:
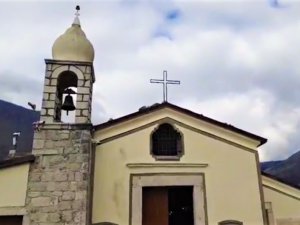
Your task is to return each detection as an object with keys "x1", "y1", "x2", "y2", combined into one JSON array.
[
  {"x1": 150, "y1": 70, "x2": 180, "y2": 102},
  {"x1": 75, "y1": 5, "x2": 80, "y2": 16}
]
